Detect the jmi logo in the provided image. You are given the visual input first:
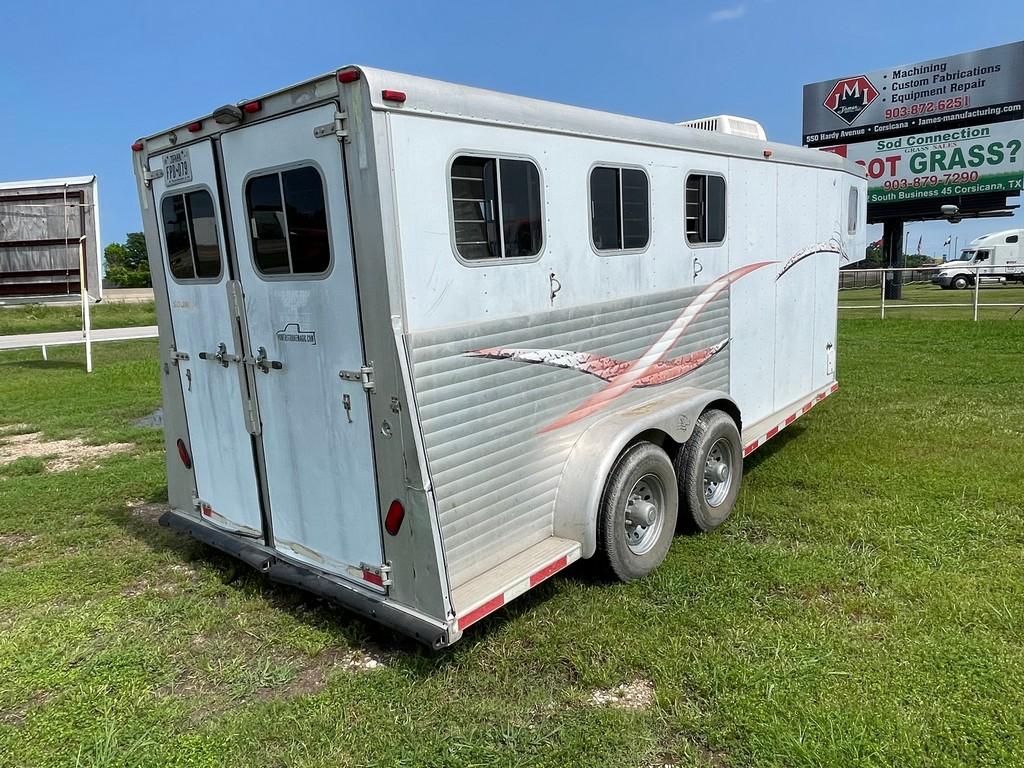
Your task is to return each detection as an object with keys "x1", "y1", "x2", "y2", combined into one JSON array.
[
  {"x1": 275, "y1": 323, "x2": 316, "y2": 345},
  {"x1": 824, "y1": 75, "x2": 879, "y2": 125}
]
